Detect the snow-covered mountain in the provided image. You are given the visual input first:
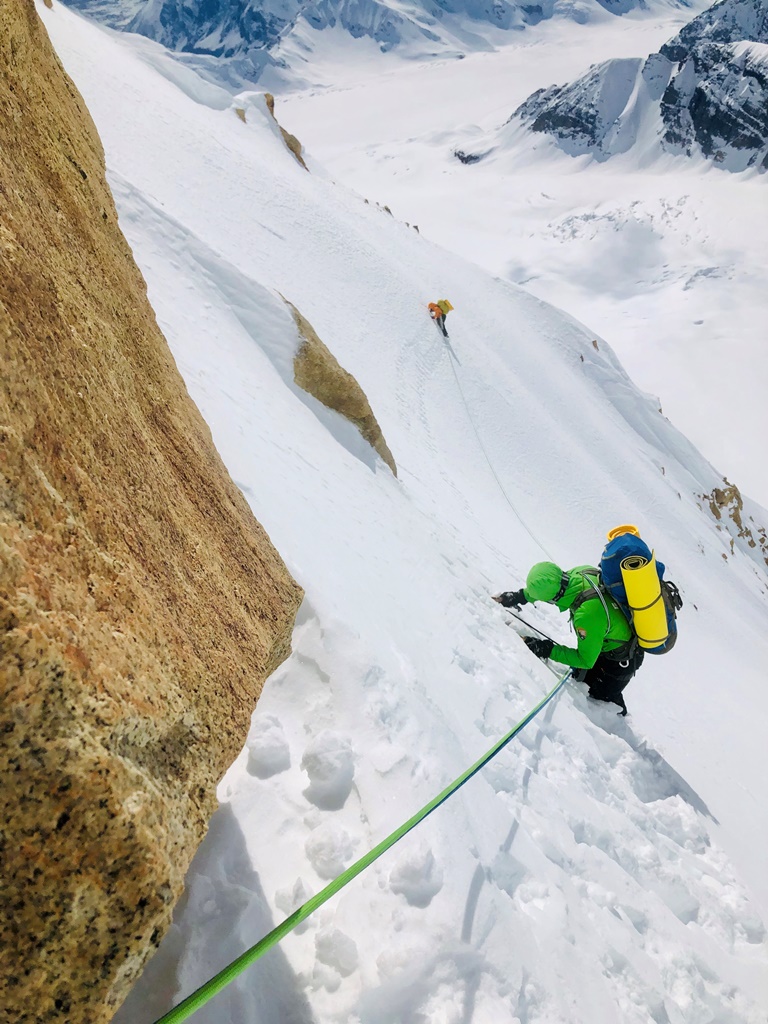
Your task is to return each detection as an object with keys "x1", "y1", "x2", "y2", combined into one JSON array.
[
  {"x1": 60, "y1": 0, "x2": 696, "y2": 81},
  {"x1": 509, "y1": 0, "x2": 768, "y2": 169},
  {"x1": 41, "y1": 3, "x2": 768, "y2": 1023}
]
